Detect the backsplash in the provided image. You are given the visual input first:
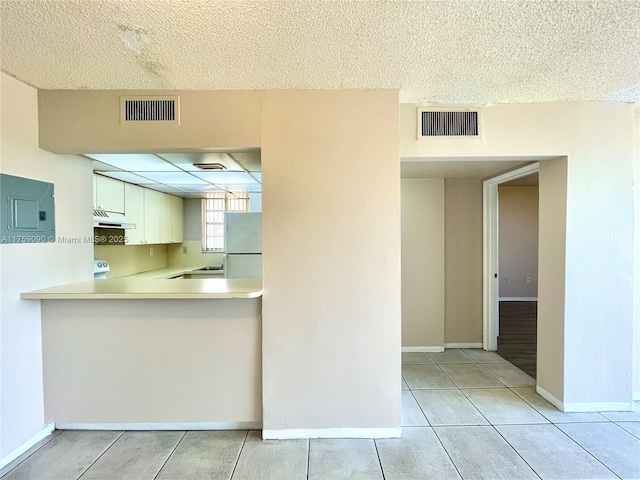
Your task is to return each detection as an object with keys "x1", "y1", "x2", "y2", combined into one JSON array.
[
  {"x1": 167, "y1": 240, "x2": 224, "y2": 268},
  {"x1": 94, "y1": 244, "x2": 168, "y2": 278}
]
